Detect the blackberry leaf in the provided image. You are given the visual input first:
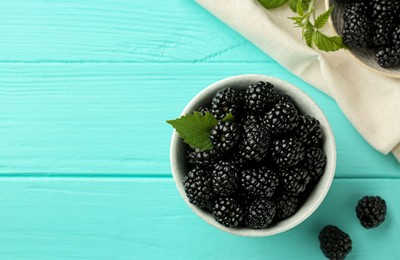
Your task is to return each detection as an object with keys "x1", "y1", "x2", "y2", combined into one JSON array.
[{"x1": 259, "y1": 0, "x2": 288, "y2": 9}]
